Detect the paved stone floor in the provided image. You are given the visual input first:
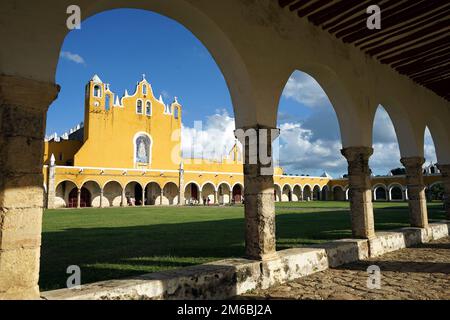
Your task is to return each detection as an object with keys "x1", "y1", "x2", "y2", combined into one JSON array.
[{"x1": 240, "y1": 237, "x2": 450, "y2": 300}]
